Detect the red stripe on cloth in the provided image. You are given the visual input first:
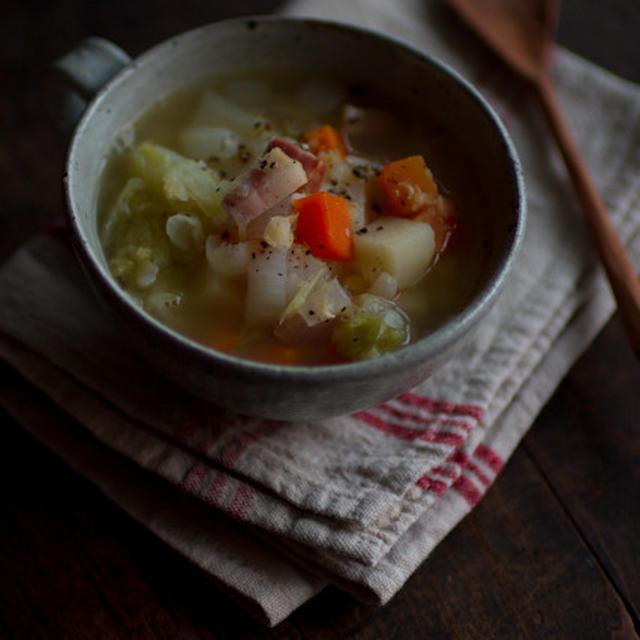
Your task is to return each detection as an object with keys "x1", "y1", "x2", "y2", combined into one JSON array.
[
  {"x1": 421, "y1": 448, "x2": 475, "y2": 486},
  {"x1": 447, "y1": 449, "x2": 470, "y2": 467},
  {"x1": 445, "y1": 419, "x2": 474, "y2": 433},
  {"x1": 174, "y1": 422, "x2": 222, "y2": 496},
  {"x1": 431, "y1": 449, "x2": 473, "y2": 480},
  {"x1": 181, "y1": 462, "x2": 208, "y2": 495},
  {"x1": 395, "y1": 391, "x2": 485, "y2": 420},
  {"x1": 354, "y1": 410, "x2": 418, "y2": 440},
  {"x1": 180, "y1": 420, "x2": 280, "y2": 503},
  {"x1": 466, "y1": 460, "x2": 491, "y2": 487},
  {"x1": 416, "y1": 448, "x2": 495, "y2": 499},
  {"x1": 227, "y1": 484, "x2": 256, "y2": 520},
  {"x1": 474, "y1": 444, "x2": 504, "y2": 474},
  {"x1": 203, "y1": 472, "x2": 230, "y2": 506},
  {"x1": 416, "y1": 475, "x2": 448, "y2": 496},
  {"x1": 357, "y1": 410, "x2": 464, "y2": 447},
  {"x1": 416, "y1": 442, "x2": 482, "y2": 497},
  {"x1": 219, "y1": 440, "x2": 244, "y2": 468},
  {"x1": 431, "y1": 465, "x2": 458, "y2": 480},
  {"x1": 202, "y1": 420, "x2": 280, "y2": 511},
  {"x1": 453, "y1": 474, "x2": 483, "y2": 506},
  {"x1": 379, "y1": 403, "x2": 474, "y2": 433}
]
